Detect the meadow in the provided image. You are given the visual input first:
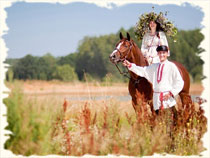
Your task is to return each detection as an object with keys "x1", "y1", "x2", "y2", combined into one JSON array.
[{"x1": 3, "y1": 80, "x2": 207, "y2": 156}]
